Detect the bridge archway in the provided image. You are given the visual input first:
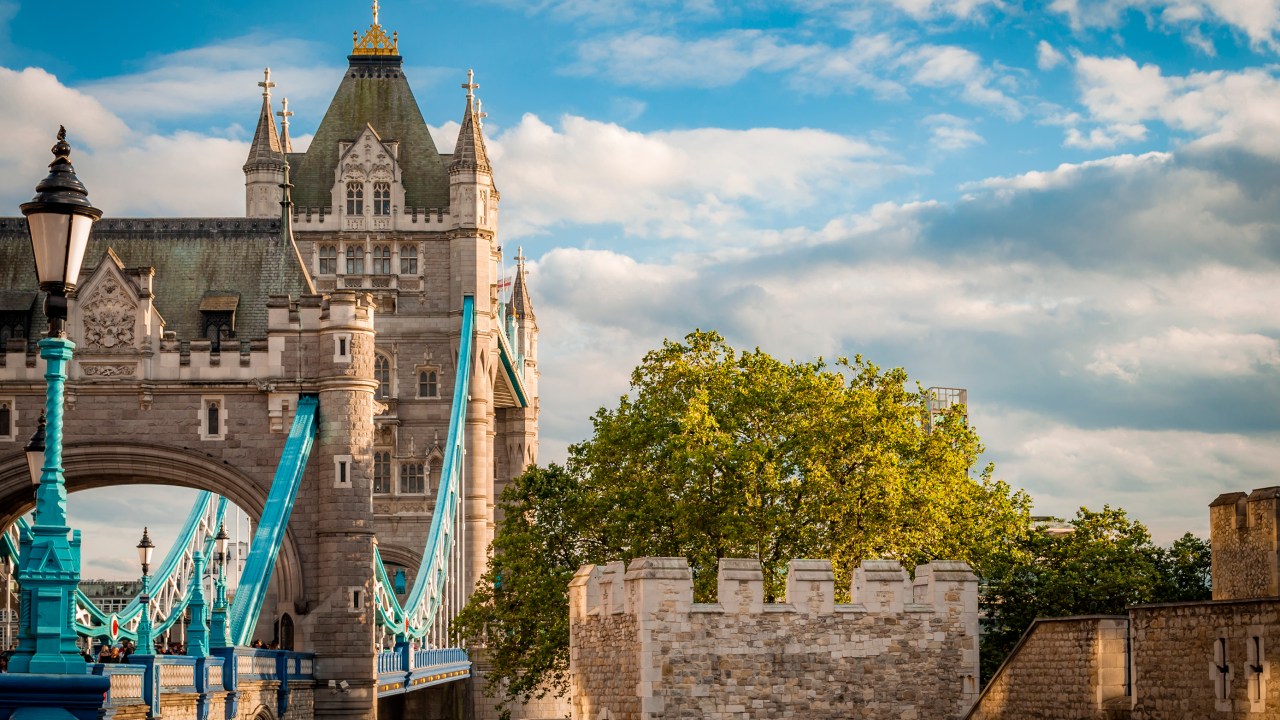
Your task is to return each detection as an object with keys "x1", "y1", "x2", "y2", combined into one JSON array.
[{"x1": 0, "y1": 441, "x2": 307, "y2": 640}]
